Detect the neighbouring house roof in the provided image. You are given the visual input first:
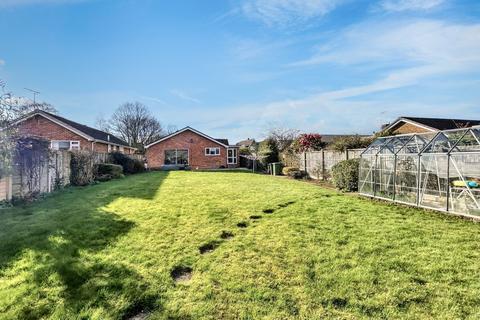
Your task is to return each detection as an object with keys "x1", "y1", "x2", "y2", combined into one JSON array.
[
  {"x1": 236, "y1": 138, "x2": 256, "y2": 147},
  {"x1": 12, "y1": 110, "x2": 133, "y2": 148},
  {"x1": 215, "y1": 139, "x2": 230, "y2": 146},
  {"x1": 385, "y1": 116, "x2": 480, "y2": 133},
  {"x1": 145, "y1": 126, "x2": 236, "y2": 149}
]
